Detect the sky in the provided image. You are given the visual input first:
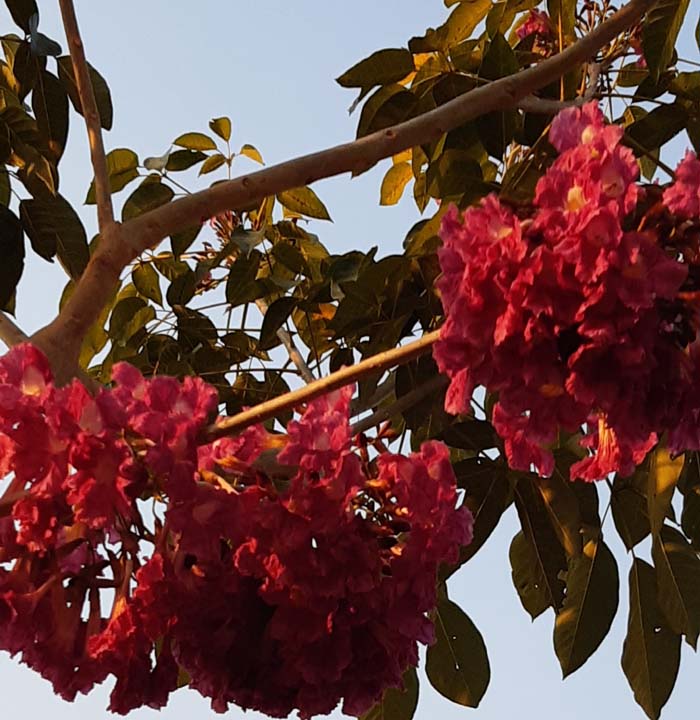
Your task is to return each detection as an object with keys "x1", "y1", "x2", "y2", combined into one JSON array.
[{"x1": 1, "y1": 2, "x2": 700, "y2": 719}]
